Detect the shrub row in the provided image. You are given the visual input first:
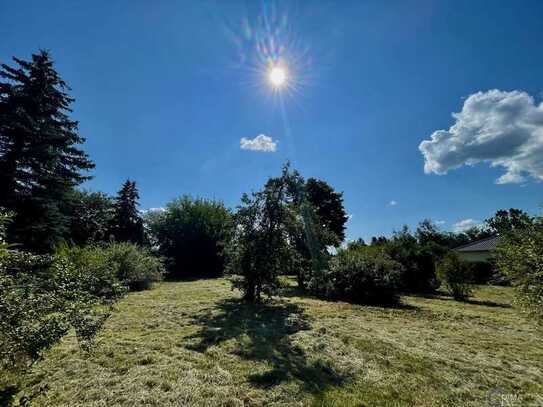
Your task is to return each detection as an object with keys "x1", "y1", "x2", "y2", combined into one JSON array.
[
  {"x1": 58, "y1": 242, "x2": 164, "y2": 292},
  {"x1": 308, "y1": 245, "x2": 480, "y2": 306},
  {"x1": 0, "y1": 242, "x2": 163, "y2": 371},
  {"x1": 309, "y1": 246, "x2": 402, "y2": 306}
]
